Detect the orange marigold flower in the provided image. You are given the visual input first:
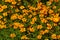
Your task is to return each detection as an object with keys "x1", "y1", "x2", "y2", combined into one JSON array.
[
  {"x1": 3, "y1": 12, "x2": 8, "y2": 16},
  {"x1": 21, "y1": 35, "x2": 29, "y2": 39},
  {"x1": 0, "y1": 8, "x2": 3, "y2": 12},
  {"x1": 28, "y1": 27, "x2": 35, "y2": 32},
  {"x1": 51, "y1": 34, "x2": 57, "y2": 39},
  {"x1": 37, "y1": 35, "x2": 42, "y2": 39},
  {"x1": 52, "y1": 17, "x2": 59, "y2": 22},
  {"x1": 1, "y1": 5, "x2": 7, "y2": 9},
  {"x1": 18, "y1": 15, "x2": 23, "y2": 20},
  {"x1": 40, "y1": 30, "x2": 45, "y2": 35},
  {"x1": 20, "y1": 6, "x2": 25, "y2": 9},
  {"x1": 37, "y1": 25, "x2": 43, "y2": 29},
  {"x1": 20, "y1": 28, "x2": 26, "y2": 32},
  {"x1": 0, "y1": 15, "x2": 3, "y2": 19},
  {"x1": 11, "y1": 14, "x2": 18, "y2": 20},
  {"x1": 57, "y1": 35, "x2": 60, "y2": 39},
  {"x1": 54, "y1": 0, "x2": 59, "y2": 2},
  {"x1": 22, "y1": 18, "x2": 27, "y2": 22},
  {"x1": 30, "y1": 21, "x2": 35, "y2": 25},
  {"x1": 47, "y1": 23, "x2": 52, "y2": 29},
  {"x1": 12, "y1": 1, "x2": 17, "y2": 5},
  {"x1": 49, "y1": 9, "x2": 54, "y2": 14},
  {"x1": 10, "y1": 33, "x2": 16, "y2": 38},
  {"x1": 15, "y1": 8, "x2": 19, "y2": 12}
]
